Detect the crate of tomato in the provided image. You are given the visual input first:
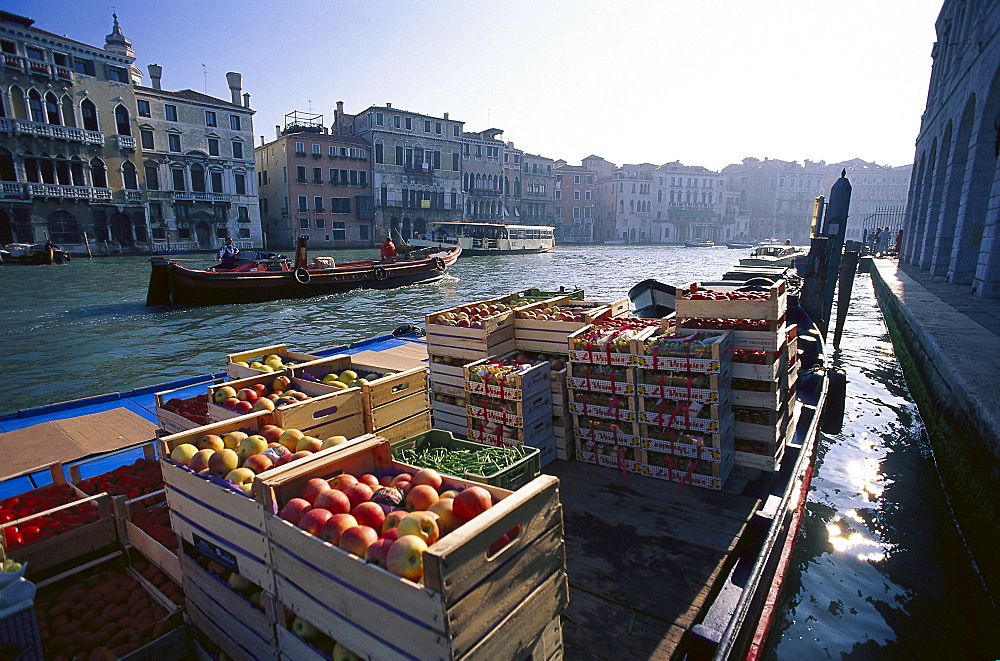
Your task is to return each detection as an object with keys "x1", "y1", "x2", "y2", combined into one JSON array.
[{"x1": 675, "y1": 280, "x2": 787, "y2": 321}]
